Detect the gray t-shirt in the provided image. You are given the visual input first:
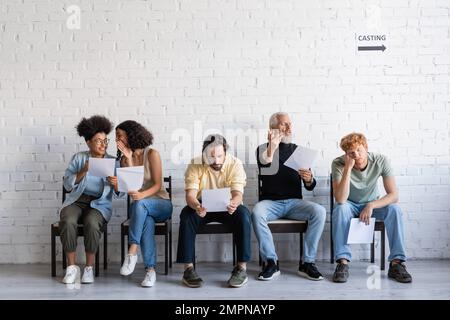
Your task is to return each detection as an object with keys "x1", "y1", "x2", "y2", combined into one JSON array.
[{"x1": 331, "y1": 152, "x2": 394, "y2": 204}]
